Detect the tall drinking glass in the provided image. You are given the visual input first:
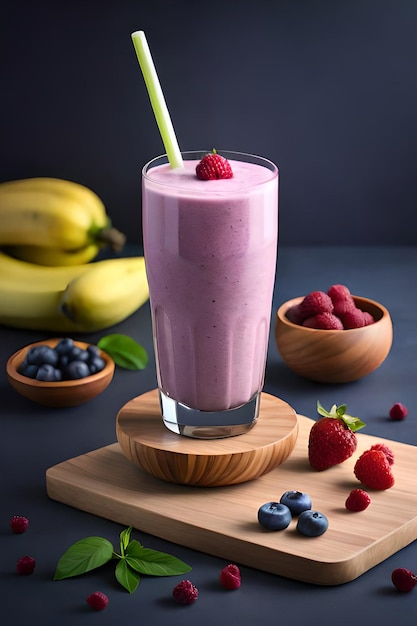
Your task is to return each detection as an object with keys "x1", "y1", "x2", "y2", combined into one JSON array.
[{"x1": 142, "y1": 150, "x2": 278, "y2": 438}]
